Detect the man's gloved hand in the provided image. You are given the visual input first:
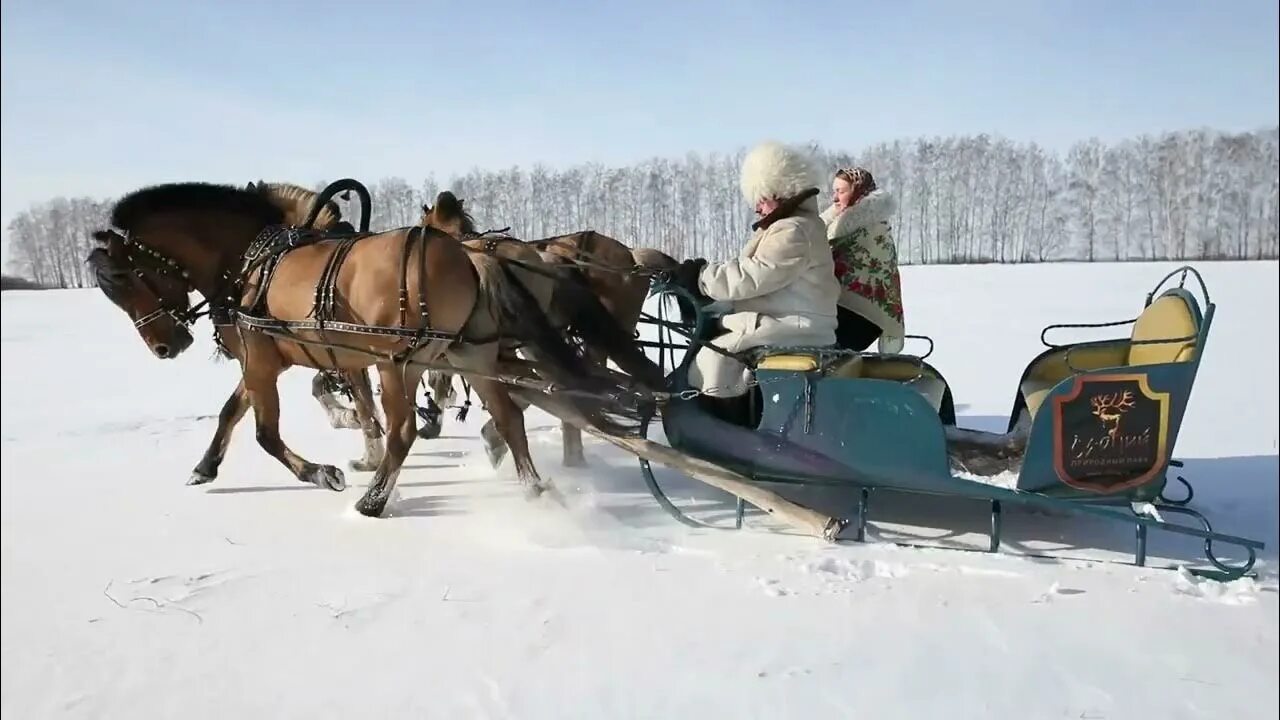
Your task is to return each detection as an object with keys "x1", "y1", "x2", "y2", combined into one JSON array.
[{"x1": 669, "y1": 258, "x2": 707, "y2": 293}]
